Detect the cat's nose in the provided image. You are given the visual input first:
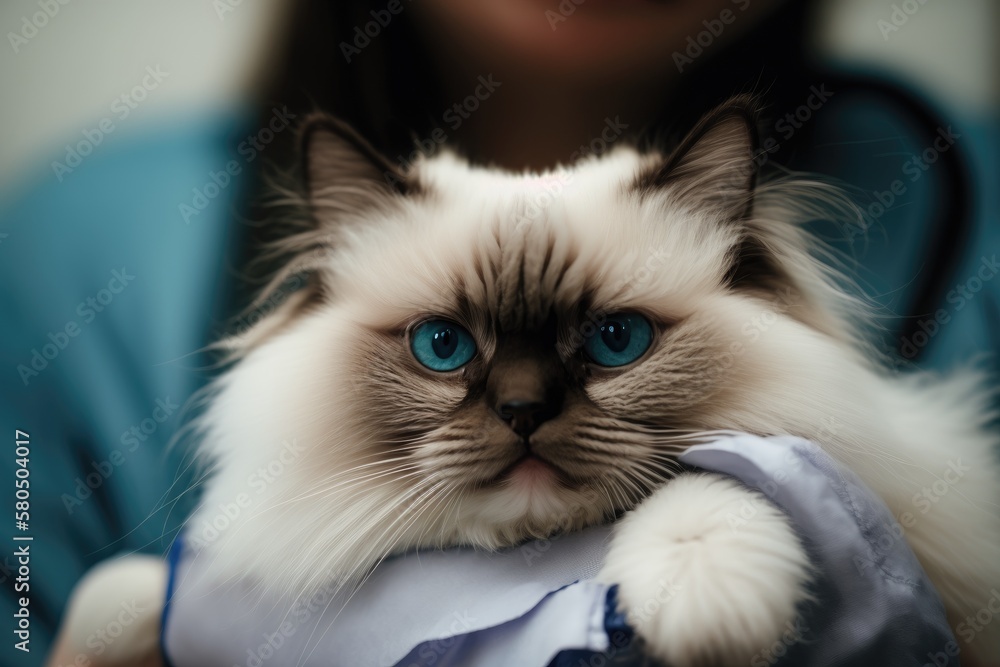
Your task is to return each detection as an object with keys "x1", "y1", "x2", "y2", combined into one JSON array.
[
  {"x1": 487, "y1": 328, "x2": 565, "y2": 438},
  {"x1": 496, "y1": 399, "x2": 553, "y2": 438}
]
